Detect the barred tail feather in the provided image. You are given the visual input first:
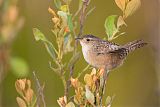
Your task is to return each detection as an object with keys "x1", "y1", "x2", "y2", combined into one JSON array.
[{"x1": 124, "y1": 39, "x2": 147, "y2": 54}]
